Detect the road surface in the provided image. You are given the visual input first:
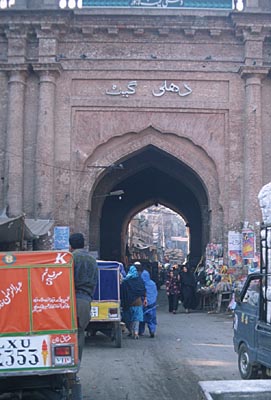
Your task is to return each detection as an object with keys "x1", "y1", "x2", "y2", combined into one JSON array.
[{"x1": 79, "y1": 288, "x2": 239, "y2": 400}]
